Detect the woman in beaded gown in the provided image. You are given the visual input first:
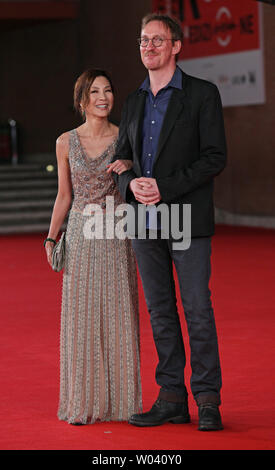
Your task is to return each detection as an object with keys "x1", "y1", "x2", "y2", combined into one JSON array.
[{"x1": 44, "y1": 69, "x2": 142, "y2": 424}]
